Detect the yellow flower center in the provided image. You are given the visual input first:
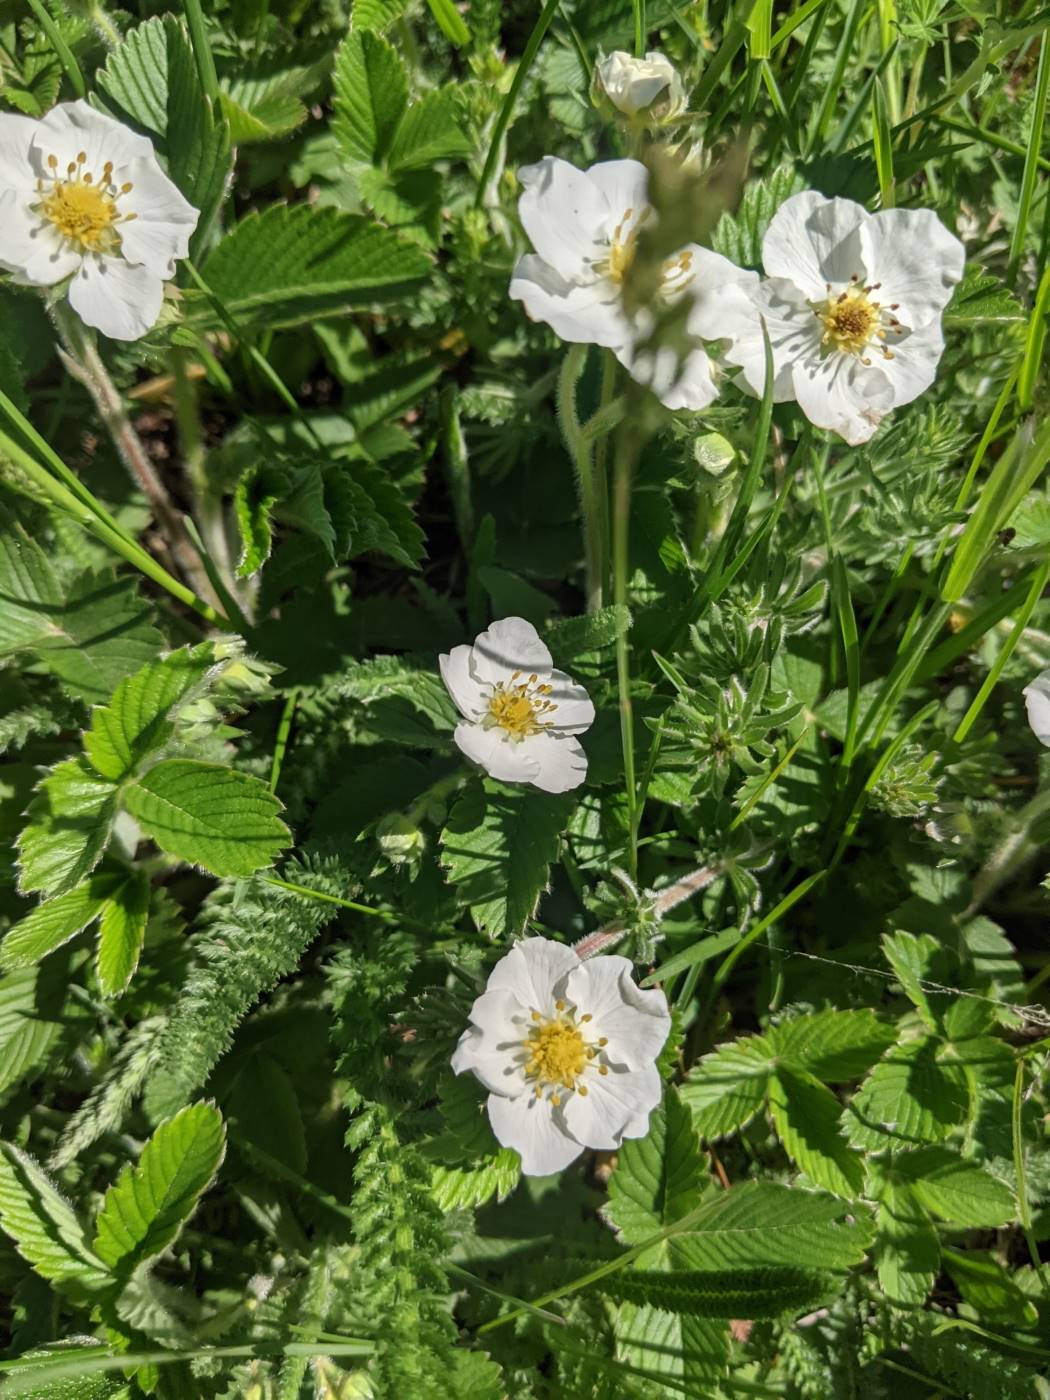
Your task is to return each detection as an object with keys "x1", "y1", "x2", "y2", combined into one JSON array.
[
  {"x1": 814, "y1": 275, "x2": 903, "y2": 364},
  {"x1": 485, "y1": 672, "x2": 557, "y2": 741},
  {"x1": 36, "y1": 151, "x2": 135, "y2": 255},
  {"x1": 596, "y1": 207, "x2": 695, "y2": 298},
  {"x1": 523, "y1": 1001, "x2": 609, "y2": 1105}
]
